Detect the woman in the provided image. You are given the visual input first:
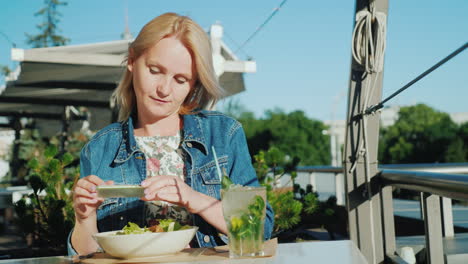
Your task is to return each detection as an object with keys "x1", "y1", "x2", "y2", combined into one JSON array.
[{"x1": 68, "y1": 12, "x2": 274, "y2": 255}]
